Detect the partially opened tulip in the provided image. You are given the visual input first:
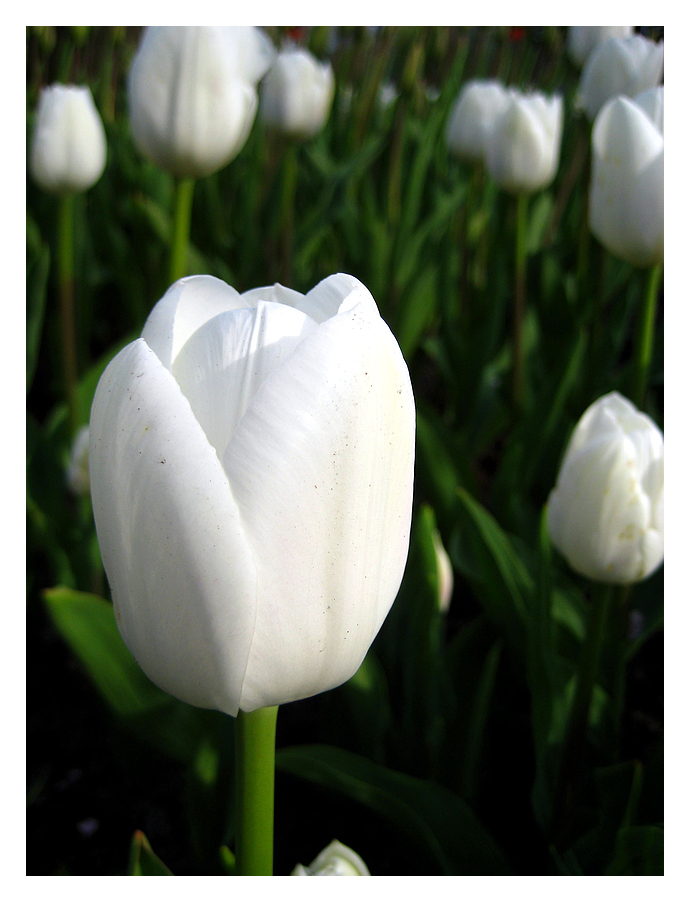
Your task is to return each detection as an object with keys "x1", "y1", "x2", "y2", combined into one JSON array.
[
  {"x1": 485, "y1": 89, "x2": 563, "y2": 194},
  {"x1": 577, "y1": 35, "x2": 664, "y2": 121},
  {"x1": 292, "y1": 840, "x2": 371, "y2": 876},
  {"x1": 89, "y1": 272, "x2": 415, "y2": 716},
  {"x1": 567, "y1": 26, "x2": 633, "y2": 68},
  {"x1": 260, "y1": 47, "x2": 335, "y2": 139},
  {"x1": 30, "y1": 83, "x2": 106, "y2": 195},
  {"x1": 547, "y1": 392, "x2": 663, "y2": 585},
  {"x1": 445, "y1": 79, "x2": 510, "y2": 165},
  {"x1": 589, "y1": 91, "x2": 663, "y2": 268}
]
